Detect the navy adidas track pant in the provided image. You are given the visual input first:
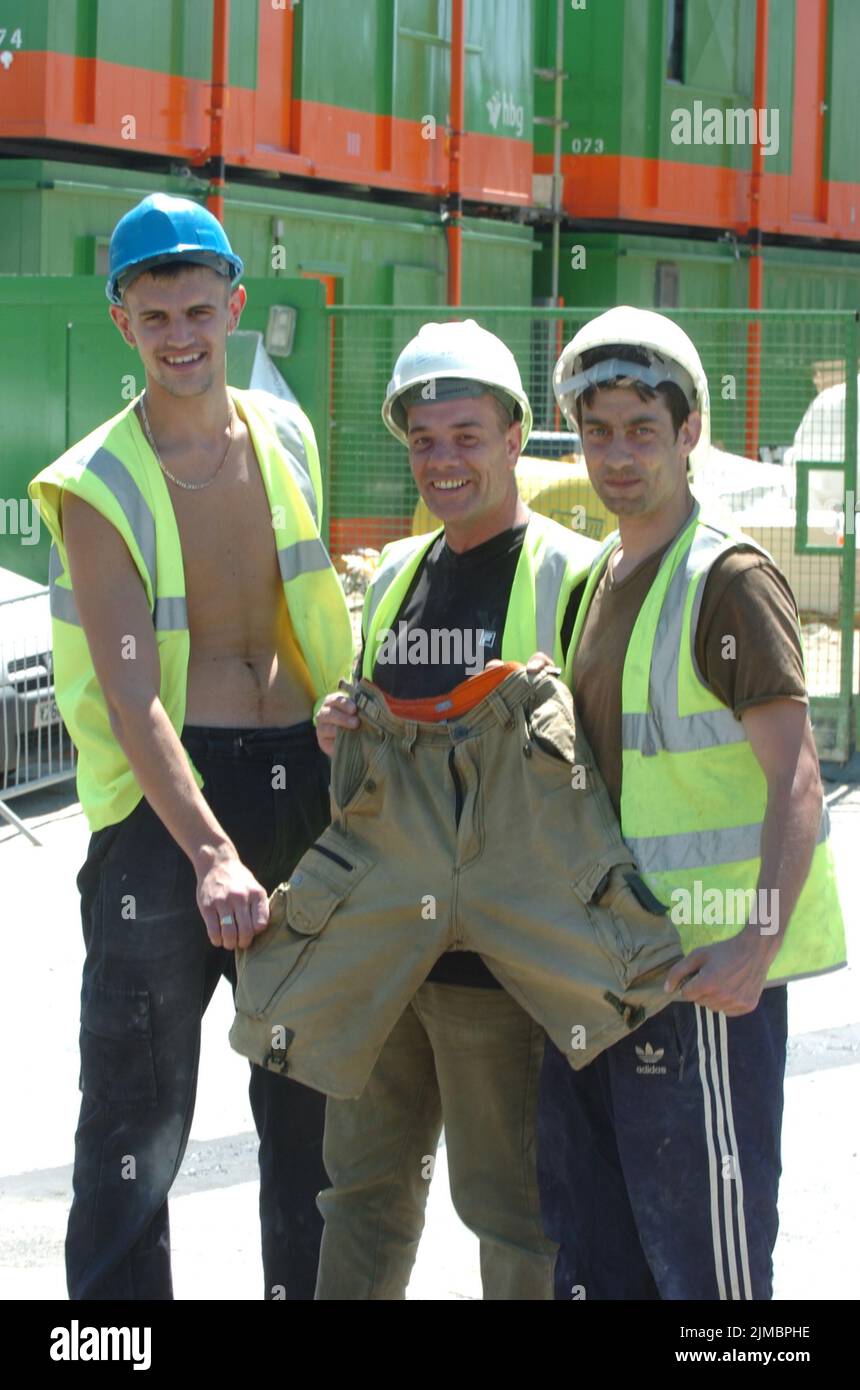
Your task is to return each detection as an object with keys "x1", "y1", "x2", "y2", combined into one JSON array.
[{"x1": 537, "y1": 987, "x2": 788, "y2": 1300}]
